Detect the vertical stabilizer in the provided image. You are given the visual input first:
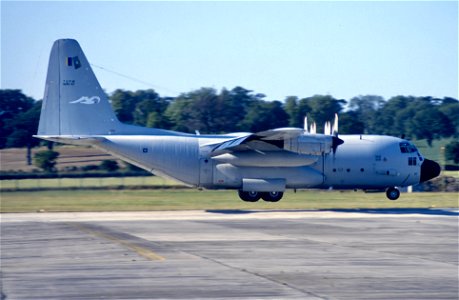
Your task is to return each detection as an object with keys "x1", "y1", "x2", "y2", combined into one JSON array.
[{"x1": 37, "y1": 39, "x2": 122, "y2": 136}]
